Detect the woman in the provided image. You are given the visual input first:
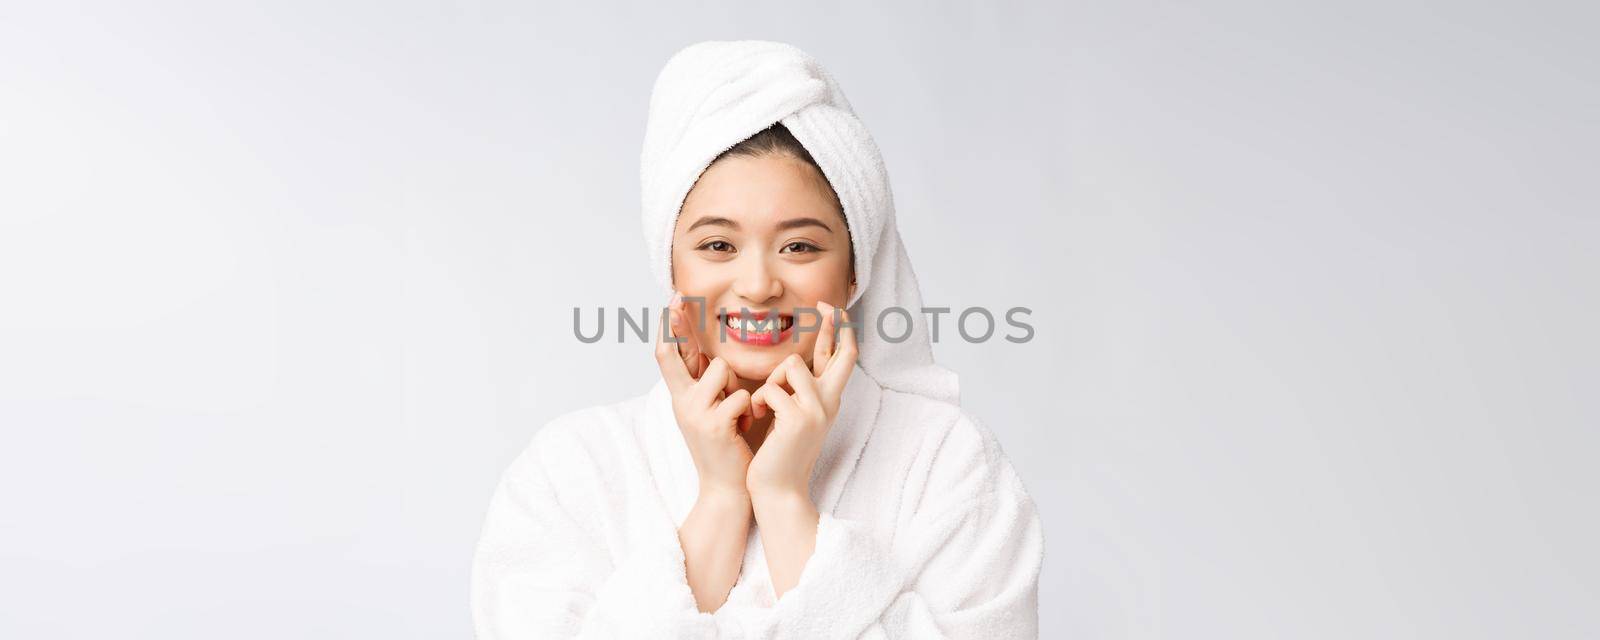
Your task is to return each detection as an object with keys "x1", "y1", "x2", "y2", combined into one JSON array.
[{"x1": 471, "y1": 40, "x2": 1043, "y2": 638}]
